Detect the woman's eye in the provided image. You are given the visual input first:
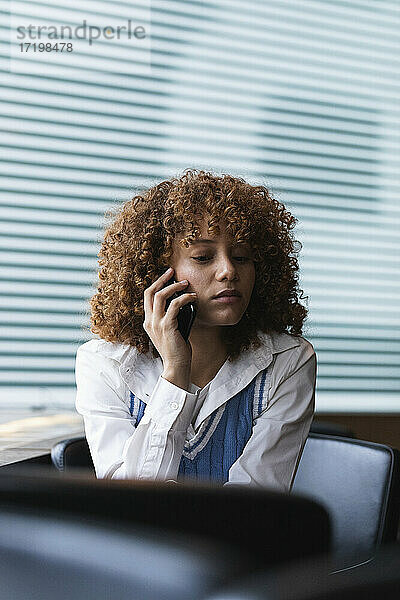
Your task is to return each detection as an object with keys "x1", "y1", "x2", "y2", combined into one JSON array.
[
  {"x1": 192, "y1": 255, "x2": 250, "y2": 263},
  {"x1": 192, "y1": 256, "x2": 210, "y2": 262}
]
